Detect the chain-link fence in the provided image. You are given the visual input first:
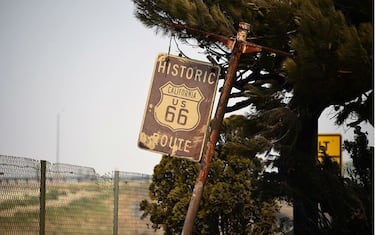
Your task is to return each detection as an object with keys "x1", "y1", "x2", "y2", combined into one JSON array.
[{"x1": 0, "y1": 155, "x2": 163, "y2": 235}]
